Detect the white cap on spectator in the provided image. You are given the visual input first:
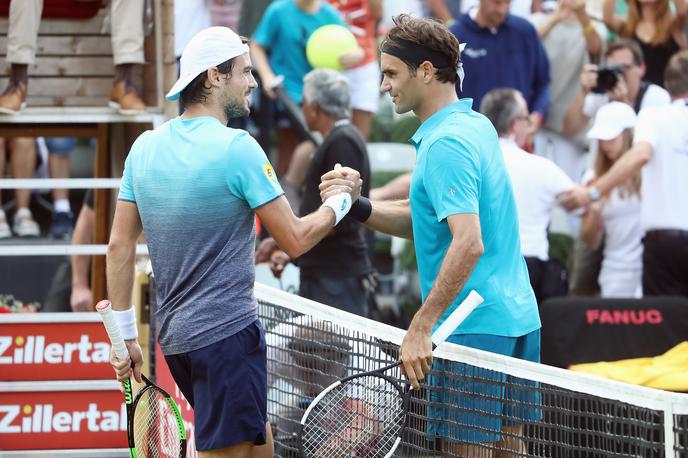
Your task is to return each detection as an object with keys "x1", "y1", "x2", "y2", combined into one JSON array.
[
  {"x1": 166, "y1": 26, "x2": 249, "y2": 101},
  {"x1": 587, "y1": 102, "x2": 637, "y2": 141}
]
